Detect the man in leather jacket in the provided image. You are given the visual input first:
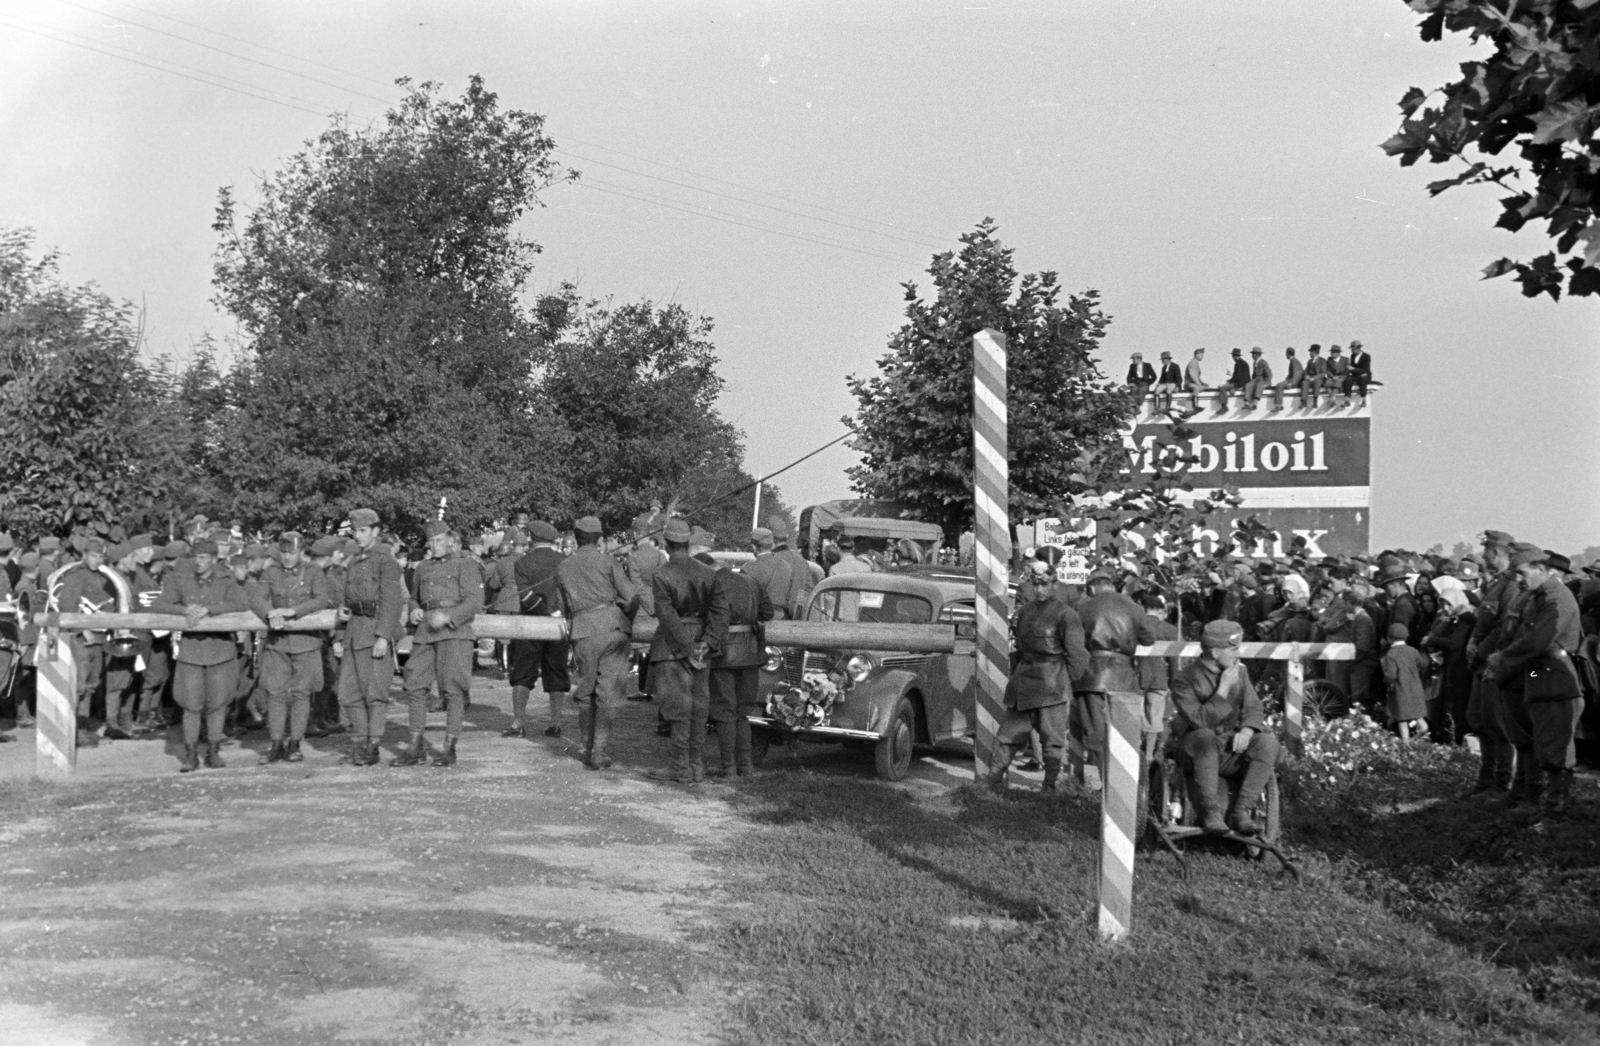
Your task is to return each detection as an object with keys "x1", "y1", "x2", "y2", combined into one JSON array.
[
  {"x1": 708, "y1": 557, "x2": 774, "y2": 777},
  {"x1": 647, "y1": 520, "x2": 728, "y2": 783},
  {"x1": 994, "y1": 567, "x2": 1089, "y2": 791},
  {"x1": 1071, "y1": 570, "x2": 1157, "y2": 788}
]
